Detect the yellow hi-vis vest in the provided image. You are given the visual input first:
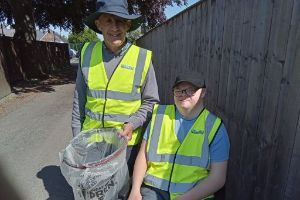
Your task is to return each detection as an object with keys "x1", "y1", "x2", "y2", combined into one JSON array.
[
  {"x1": 79, "y1": 41, "x2": 152, "y2": 145},
  {"x1": 144, "y1": 105, "x2": 222, "y2": 199}
]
